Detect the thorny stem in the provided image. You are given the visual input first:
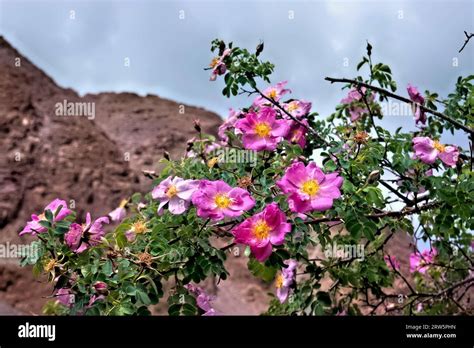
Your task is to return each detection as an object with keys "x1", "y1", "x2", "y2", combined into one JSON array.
[{"x1": 325, "y1": 77, "x2": 474, "y2": 135}]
